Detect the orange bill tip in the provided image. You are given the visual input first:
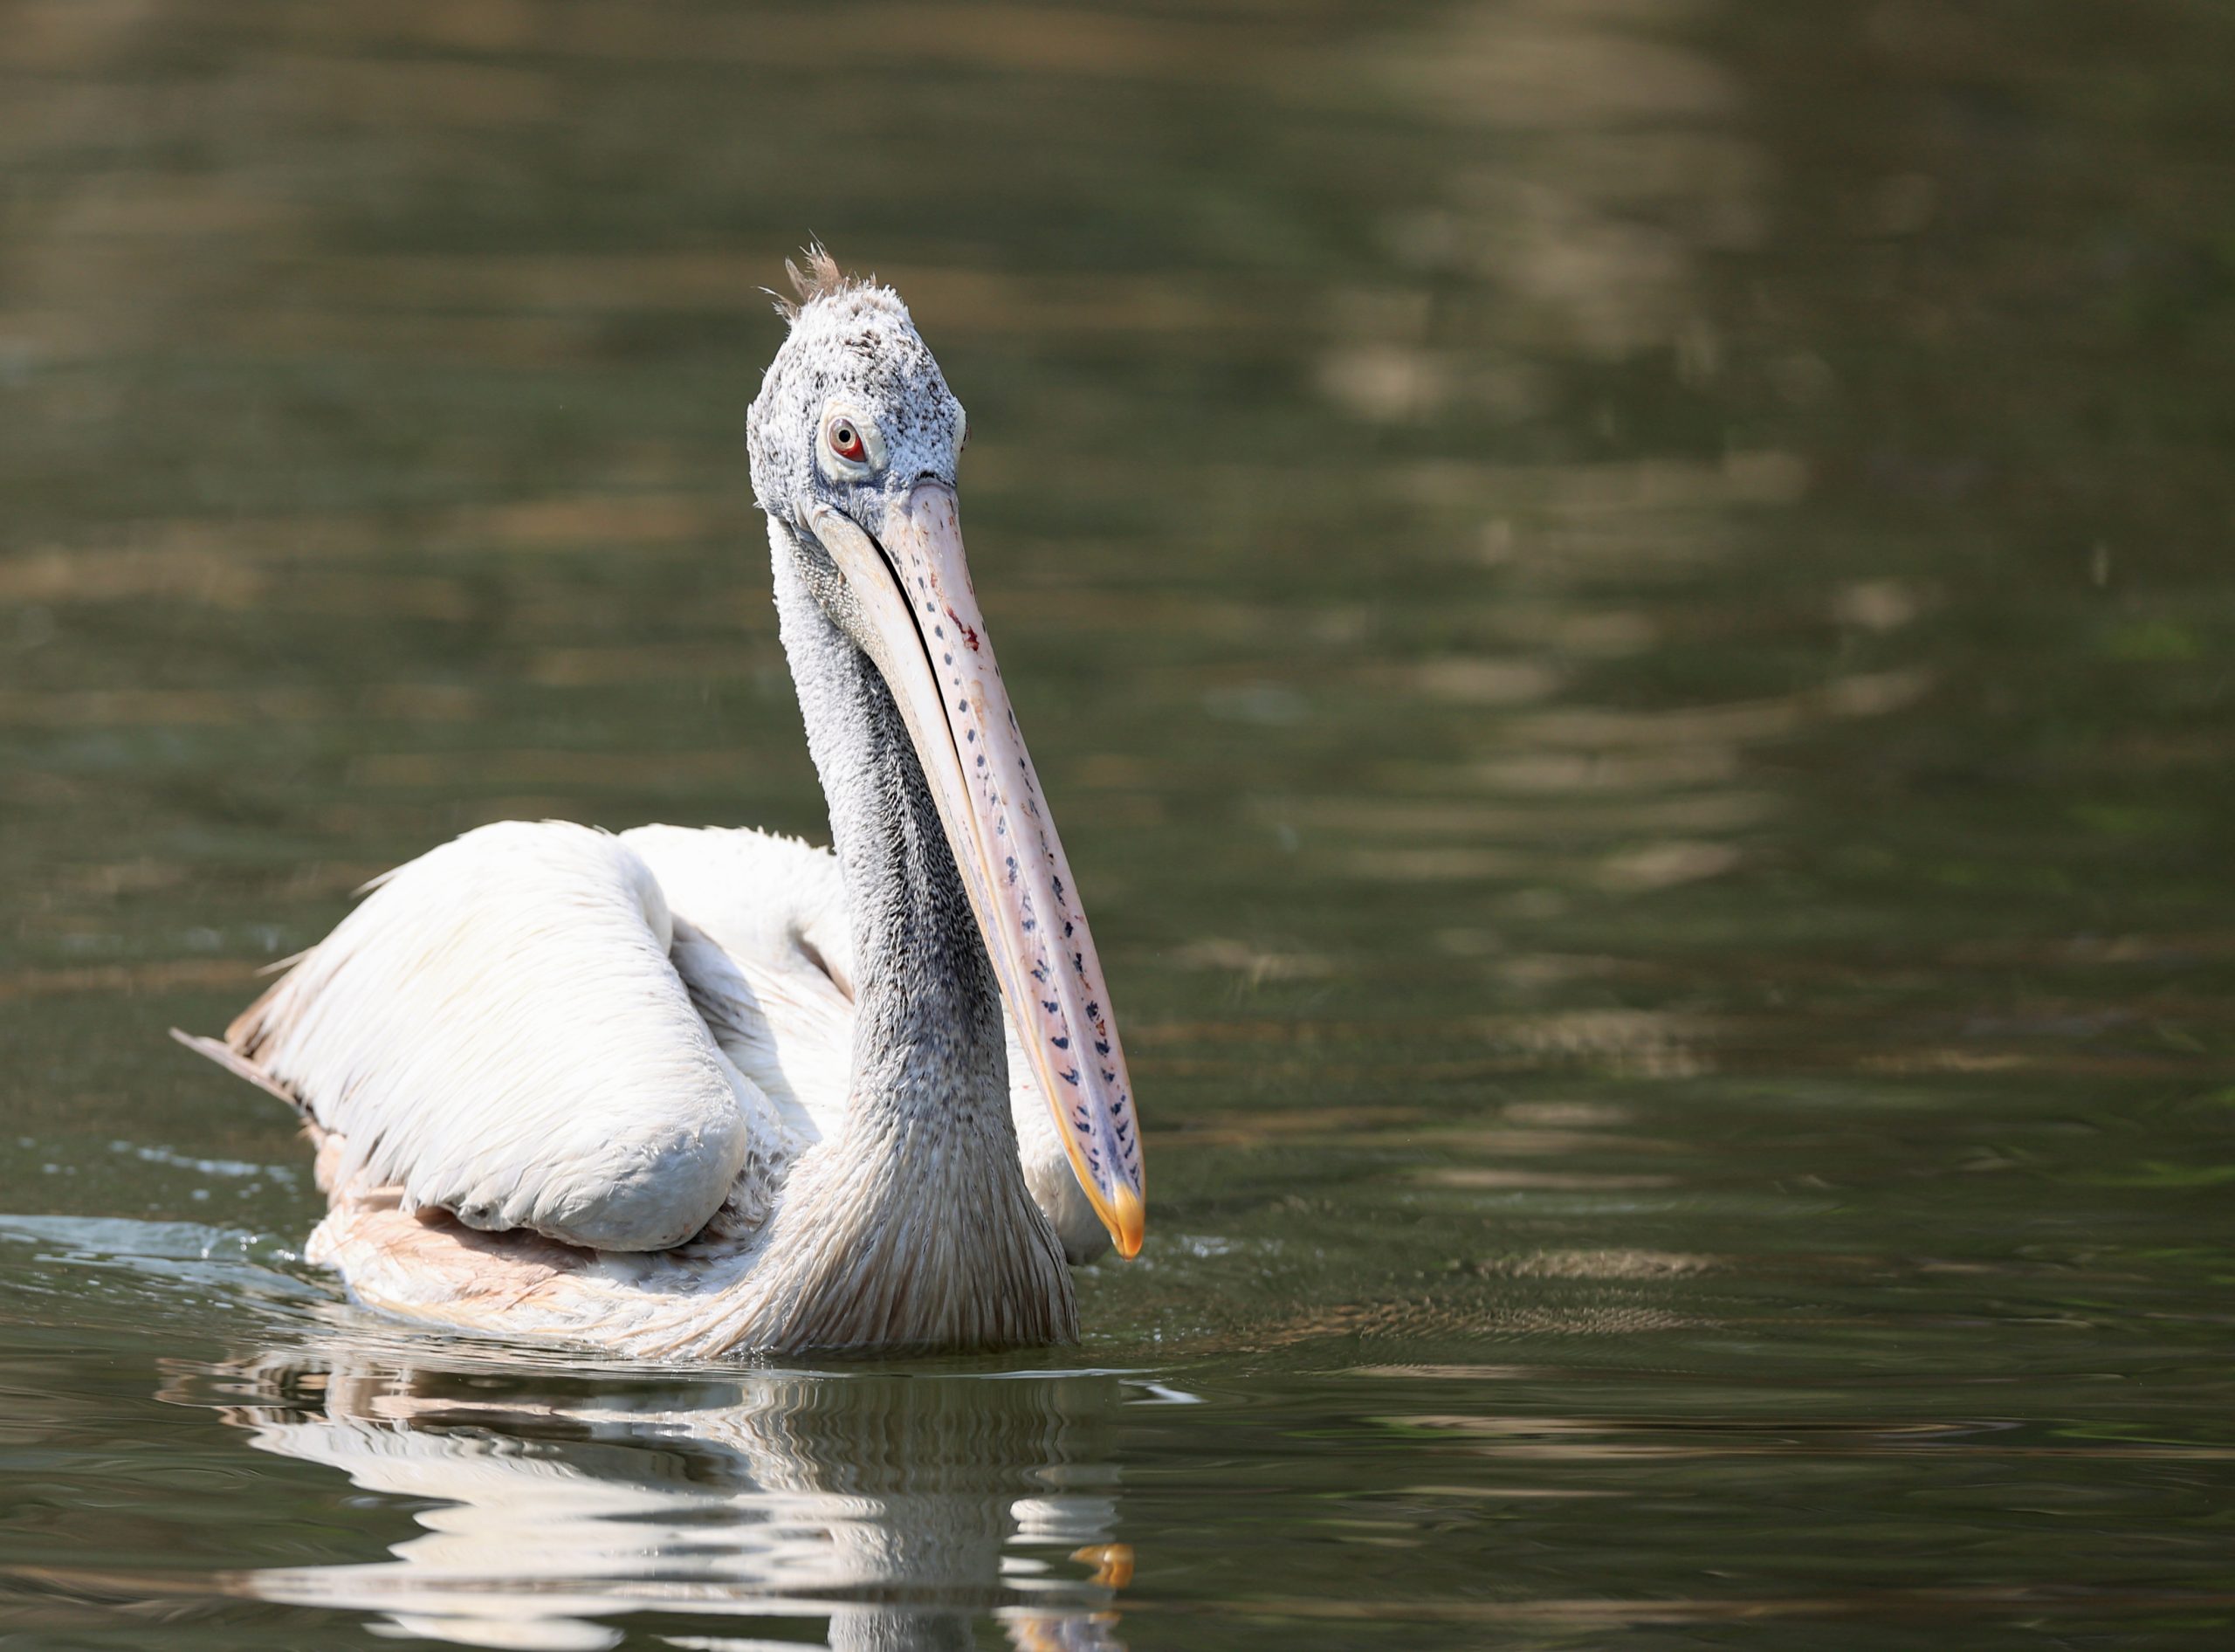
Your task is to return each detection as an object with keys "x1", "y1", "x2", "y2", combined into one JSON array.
[{"x1": 1108, "y1": 1181, "x2": 1145, "y2": 1259}]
